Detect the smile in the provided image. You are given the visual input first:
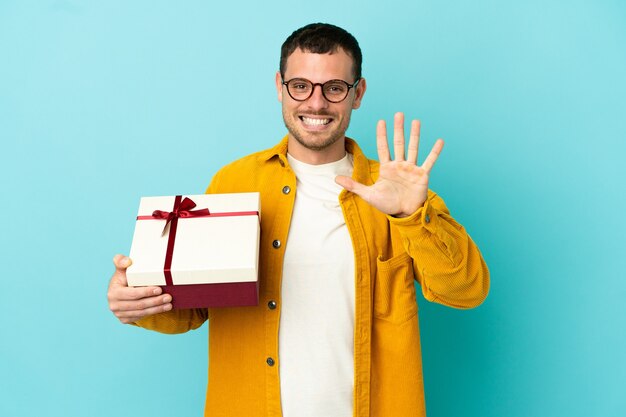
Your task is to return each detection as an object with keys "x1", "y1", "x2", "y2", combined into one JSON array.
[{"x1": 300, "y1": 116, "x2": 332, "y2": 126}]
